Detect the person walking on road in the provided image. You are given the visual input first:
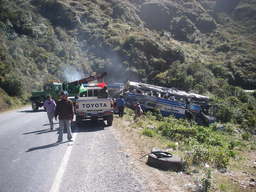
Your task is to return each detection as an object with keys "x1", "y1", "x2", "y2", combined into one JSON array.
[
  {"x1": 43, "y1": 95, "x2": 56, "y2": 130},
  {"x1": 54, "y1": 91, "x2": 74, "y2": 142},
  {"x1": 116, "y1": 95, "x2": 125, "y2": 117}
]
